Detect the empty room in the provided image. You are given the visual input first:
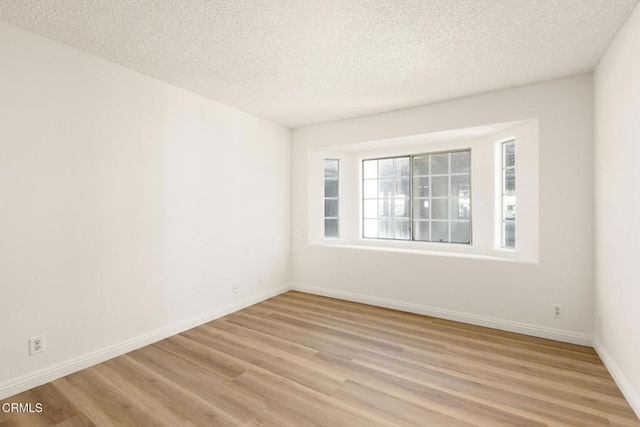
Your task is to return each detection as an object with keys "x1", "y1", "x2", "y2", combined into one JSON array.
[{"x1": 1, "y1": 1, "x2": 639, "y2": 425}]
